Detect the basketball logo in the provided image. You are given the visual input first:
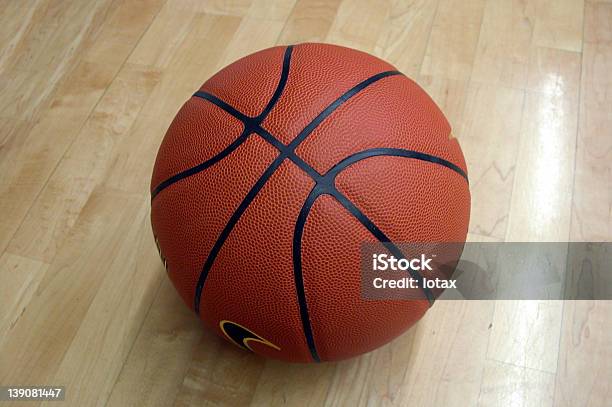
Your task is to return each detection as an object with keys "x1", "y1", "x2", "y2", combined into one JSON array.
[{"x1": 220, "y1": 320, "x2": 280, "y2": 353}]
